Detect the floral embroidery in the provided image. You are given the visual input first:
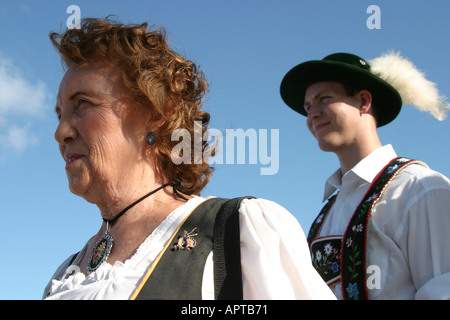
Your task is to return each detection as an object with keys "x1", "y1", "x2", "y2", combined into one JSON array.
[
  {"x1": 331, "y1": 262, "x2": 339, "y2": 273},
  {"x1": 91, "y1": 241, "x2": 106, "y2": 263},
  {"x1": 316, "y1": 213, "x2": 324, "y2": 224},
  {"x1": 87, "y1": 234, "x2": 113, "y2": 273},
  {"x1": 387, "y1": 164, "x2": 399, "y2": 173},
  {"x1": 346, "y1": 237, "x2": 352, "y2": 247},
  {"x1": 346, "y1": 282, "x2": 359, "y2": 299},
  {"x1": 324, "y1": 243, "x2": 333, "y2": 255},
  {"x1": 311, "y1": 236, "x2": 341, "y2": 285},
  {"x1": 315, "y1": 250, "x2": 322, "y2": 262},
  {"x1": 365, "y1": 193, "x2": 378, "y2": 203}
]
